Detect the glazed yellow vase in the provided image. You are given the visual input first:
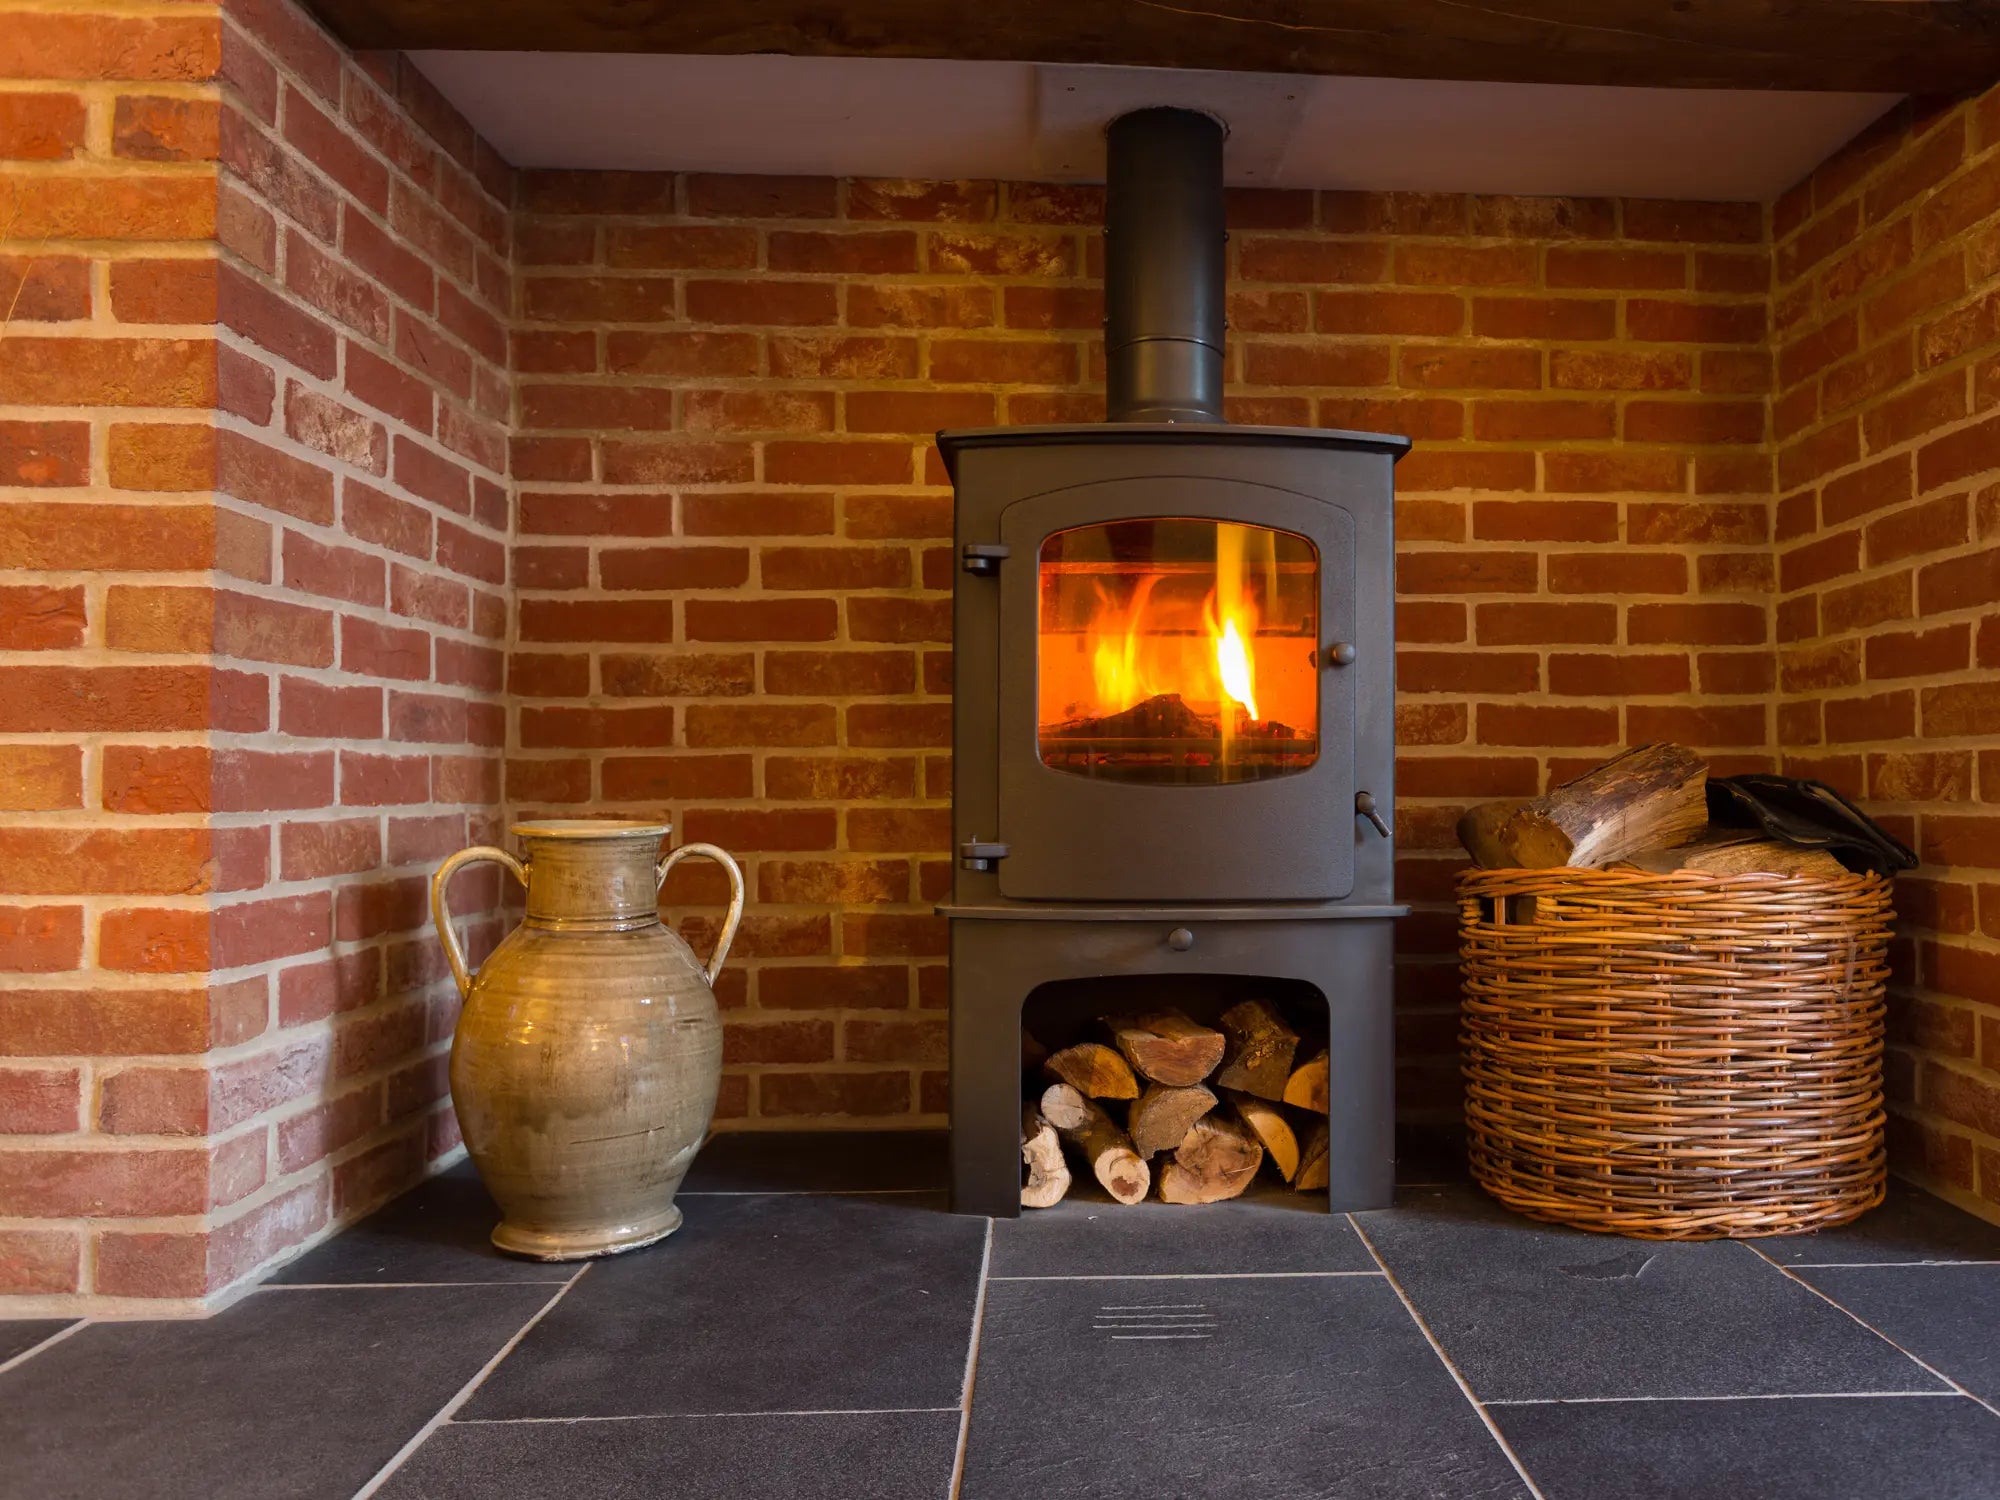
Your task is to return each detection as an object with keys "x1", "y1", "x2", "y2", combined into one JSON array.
[{"x1": 429, "y1": 820, "x2": 744, "y2": 1260}]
